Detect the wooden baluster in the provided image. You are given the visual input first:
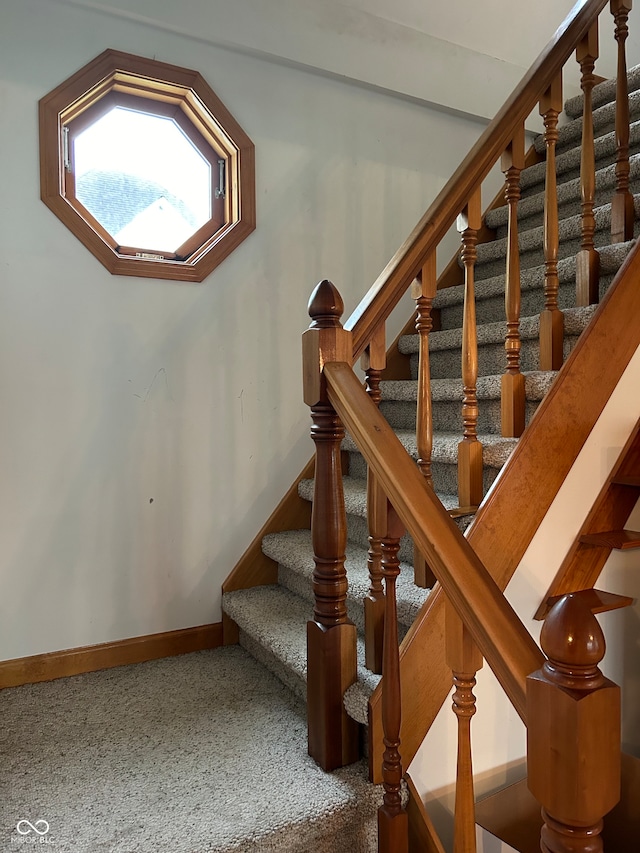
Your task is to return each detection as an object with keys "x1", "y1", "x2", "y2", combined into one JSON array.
[
  {"x1": 363, "y1": 325, "x2": 387, "y2": 674},
  {"x1": 527, "y1": 594, "x2": 621, "y2": 853},
  {"x1": 539, "y1": 75, "x2": 564, "y2": 372},
  {"x1": 501, "y1": 126, "x2": 526, "y2": 438},
  {"x1": 457, "y1": 188, "x2": 483, "y2": 509},
  {"x1": 378, "y1": 502, "x2": 409, "y2": 853},
  {"x1": 576, "y1": 24, "x2": 601, "y2": 306},
  {"x1": 412, "y1": 251, "x2": 437, "y2": 589},
  {"x1": 302, "y1": 280, "x2": 359, "y2": 771},
  {"x1": 611, "y1": 0, "x2": 634, "y2": 243},
  {"x1": 446, "y1": 601, "x2": 483, "y2": 853}
]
